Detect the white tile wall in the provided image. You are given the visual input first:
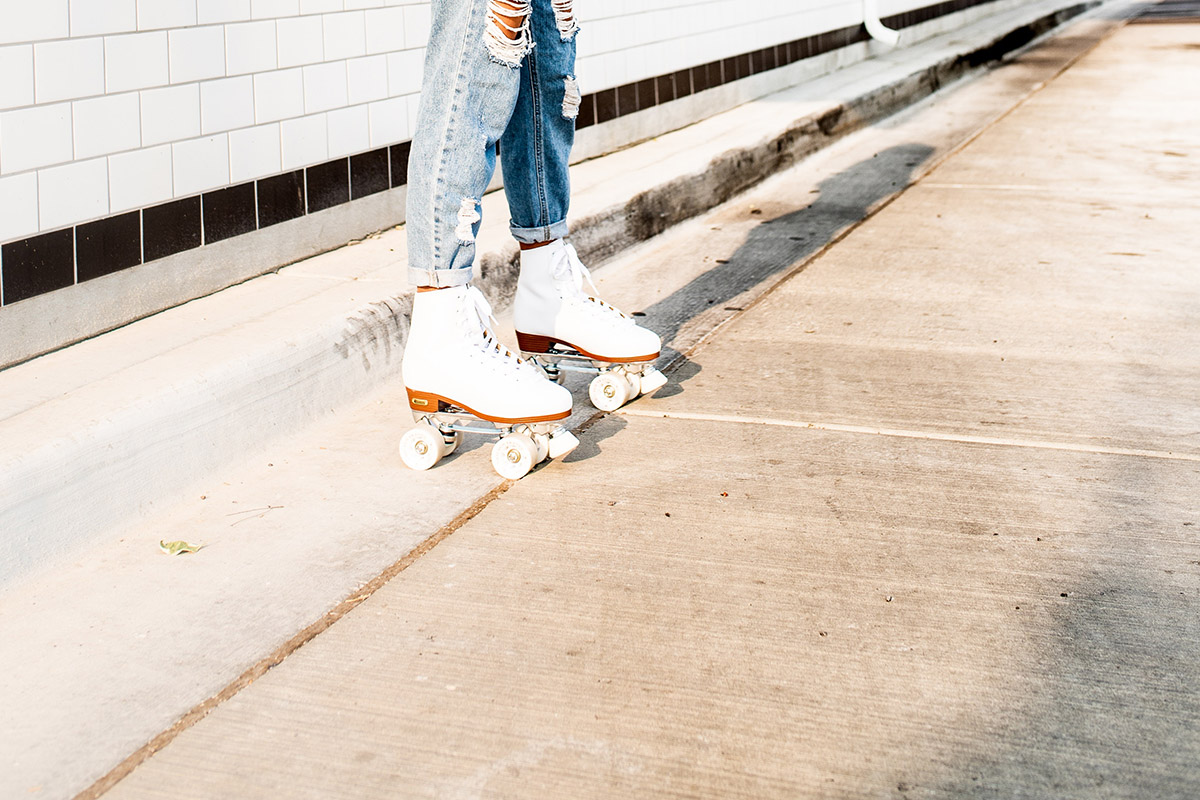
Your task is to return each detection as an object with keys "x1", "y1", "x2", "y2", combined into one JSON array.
[
  {"x1": 401, "y1": 5, "x2": 430, "y2": 49},
  {"x1": 109, "y1": 144, "x2": 174, "y2": 211},
  {"x1": 347, "y1": 55, "x2": 389, "y2": 105},
  {"x1": 367, "y1": 96, "x2": 407, "y2": 148},
  {"x1": 0, "y1": 173, "x2": 40, "y2": 242},
  {"x1": 201, "y1": 76, "x2": 256, "y2": 134},
  {"x1": 106, "y1": 32, "x2": 171, "y2": 93},
  {"x1": 253, "y1": 0, "x2": 301, "y2": 21},
  {"x1": 199, "y1": 0, "x2": 253, "y2": 25},
  {"x1": 0, "y1": 2, "x2": 69, "y2": 46},
  {"x1": 328, "y1": 104, "x2": 369, "y2": 157},
  {"x1": 0, "y1": 46, "x2": 35, "y2": 110},
  {"x1": 302, "y1": 0, "x2": 343, "y2": 14},
  {"x1": 34, "y1": 38, "x2": 105, "y2": 104},
  {"x1": 387, "y1": 48, "x2": 423, "y2": 97},
  {"x1": 303, "y1": 61, "x2": 348, "y2": 114},
  {"x1": 0, "y1": 103, "x2": 74, "y2": 174},
  {"x1": 227, "y1": 20, "x2": 279, "y2": 75},
  {"x1": 39, "y1": 157, "x2": 109, "y2": 231},
  {"x1": 229, "y1": 123, "x2": 282, "y2": 182},
  {"x1": 280, "y1": 113, "x2": 328, "y2": 170},
  {"x1": 277, "y1": 15, "x2": 325, "y2": 68},
  {"x1": 74, "y1": 92, "x2": 142, "y2": 160},
  {"x1": 324, "y1": 12, "x2": 367, "y2": 61},
  {"x1": 0, "y1": 0, "x2": 1005, "y2": 242},
  {"x1": 364, "y1": 7, "x2": 405, "y2": 55},
  {"x1": 71, "y1": 0, "x2": 138, "y2": 37},
  {"x1": 255, "y1": 68, "x2": 306, "y2": 122},
  {"x1": 141, "y1": 84, "x2": 202, "y2": 146},
  {"x1": 169, "y1": 25, "x2": 227, "y2": 83},
  {"x1": 173, "y1": 134, "x2": 230, "y2": 196},
  {"x1": 139, "y1": 0, "x2": 198, "y2": 31}
]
